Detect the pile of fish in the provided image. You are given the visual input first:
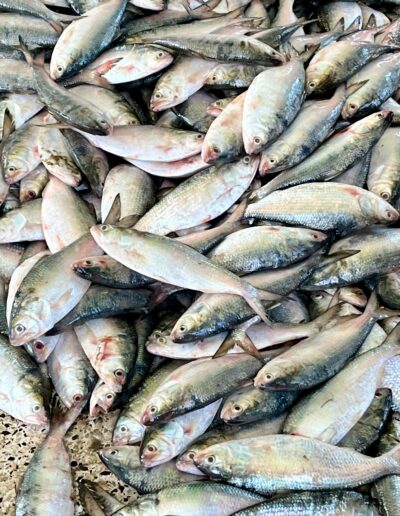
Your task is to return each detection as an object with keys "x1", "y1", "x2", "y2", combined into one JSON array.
[{"x1": 2, "y1": 0, "x2": 400, "y2": 514}]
